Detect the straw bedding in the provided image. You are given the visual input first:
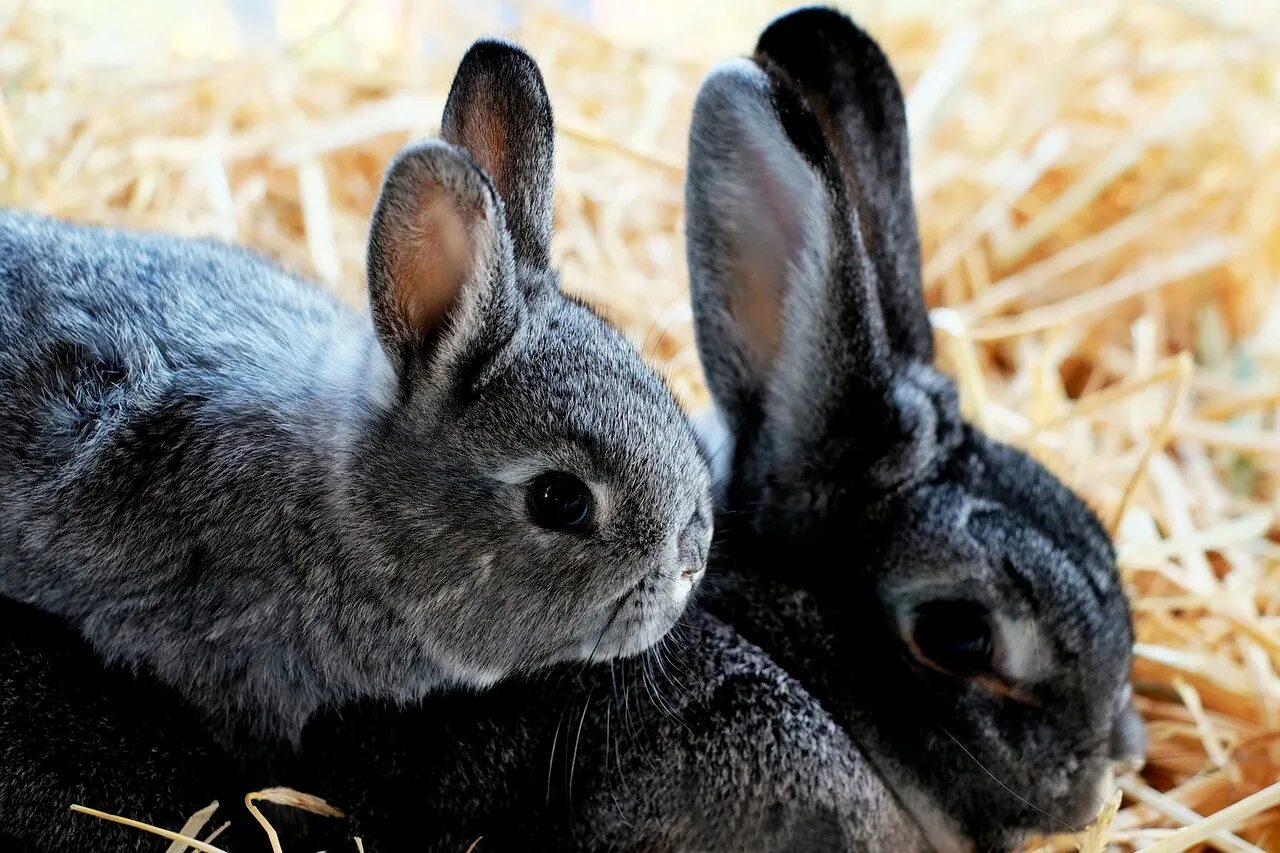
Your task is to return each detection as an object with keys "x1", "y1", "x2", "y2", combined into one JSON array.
[{"x1": 2, "y1": 0, "x2": 1279, "y2": 850}]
